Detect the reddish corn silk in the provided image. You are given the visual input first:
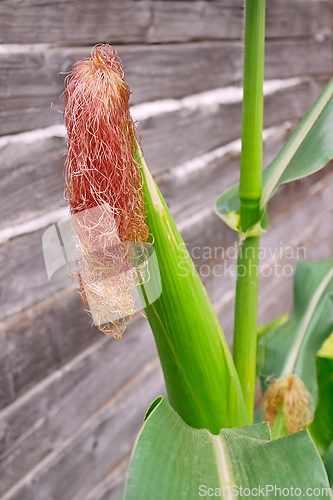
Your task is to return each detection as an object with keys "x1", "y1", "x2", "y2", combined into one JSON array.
[
  {"x1": 63, "y1": 44, "x2": 149, "y2": 243},
  {"x1": 63, "y1": 45, "x2": 150, "y2": 338}
]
